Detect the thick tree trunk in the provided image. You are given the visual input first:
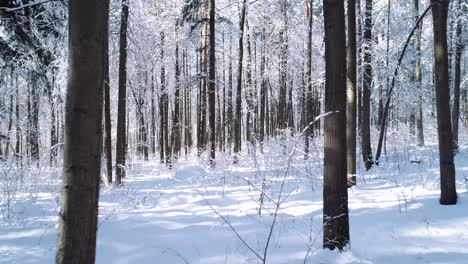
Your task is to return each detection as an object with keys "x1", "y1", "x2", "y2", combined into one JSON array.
[
  {"x1": 347, "y1": 0, "x2": 357, "y2": 186},
  {"x1": 431, "y1": 0, "x2": 457, "y2": 205},
  {"x1": 322, "y1": 0, "x2": 349, "y2": 251},
  {"x1": 115, "y1": 0, "x2": 129, "y2": 185},
  {"x1": 55, "y1": 0, "x2": 107, "y2": 262}
]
